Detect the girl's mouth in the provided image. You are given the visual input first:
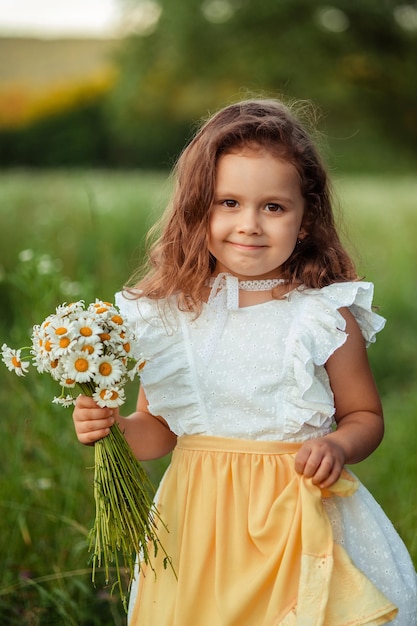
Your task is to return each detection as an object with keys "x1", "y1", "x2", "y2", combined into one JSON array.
[{"x1": 227, "y1": 241, "x2": 266, "y2": 250}]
